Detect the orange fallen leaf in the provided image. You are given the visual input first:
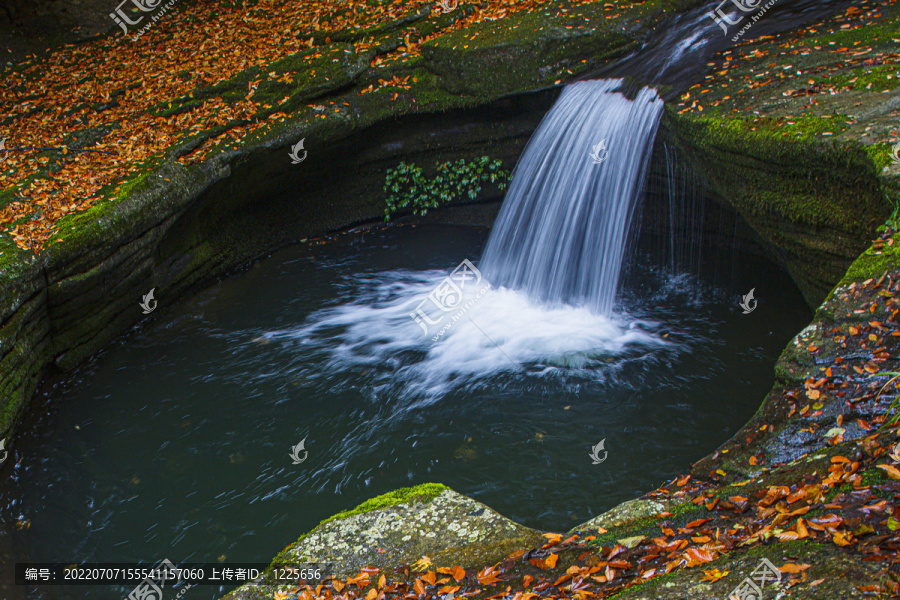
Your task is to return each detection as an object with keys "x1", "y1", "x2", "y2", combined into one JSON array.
[
  {"x1": 529, "y1": 553, "x2": 559, "y2": 570},
  {"x1": 876, "y1": 464, "x2": 900, "y2": 480},
  {"x1": 477, "y1": 564, "x2": 503, "y2": 586},
  {"x1": 682, "y1": 547, "x2": 716, "y2": 567},
  {"x1": 832, "y1": 531, "x2": 852, "y2": 547},
  {"x1": 779, "y1": 563, "x2": 811, "y2": 574},
  {"x1": 684, "y1": 518, "x2": 713, "y2": 529},
  {"x1": 701, "y1": 568, "x2": 729, "y2": 582}
]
